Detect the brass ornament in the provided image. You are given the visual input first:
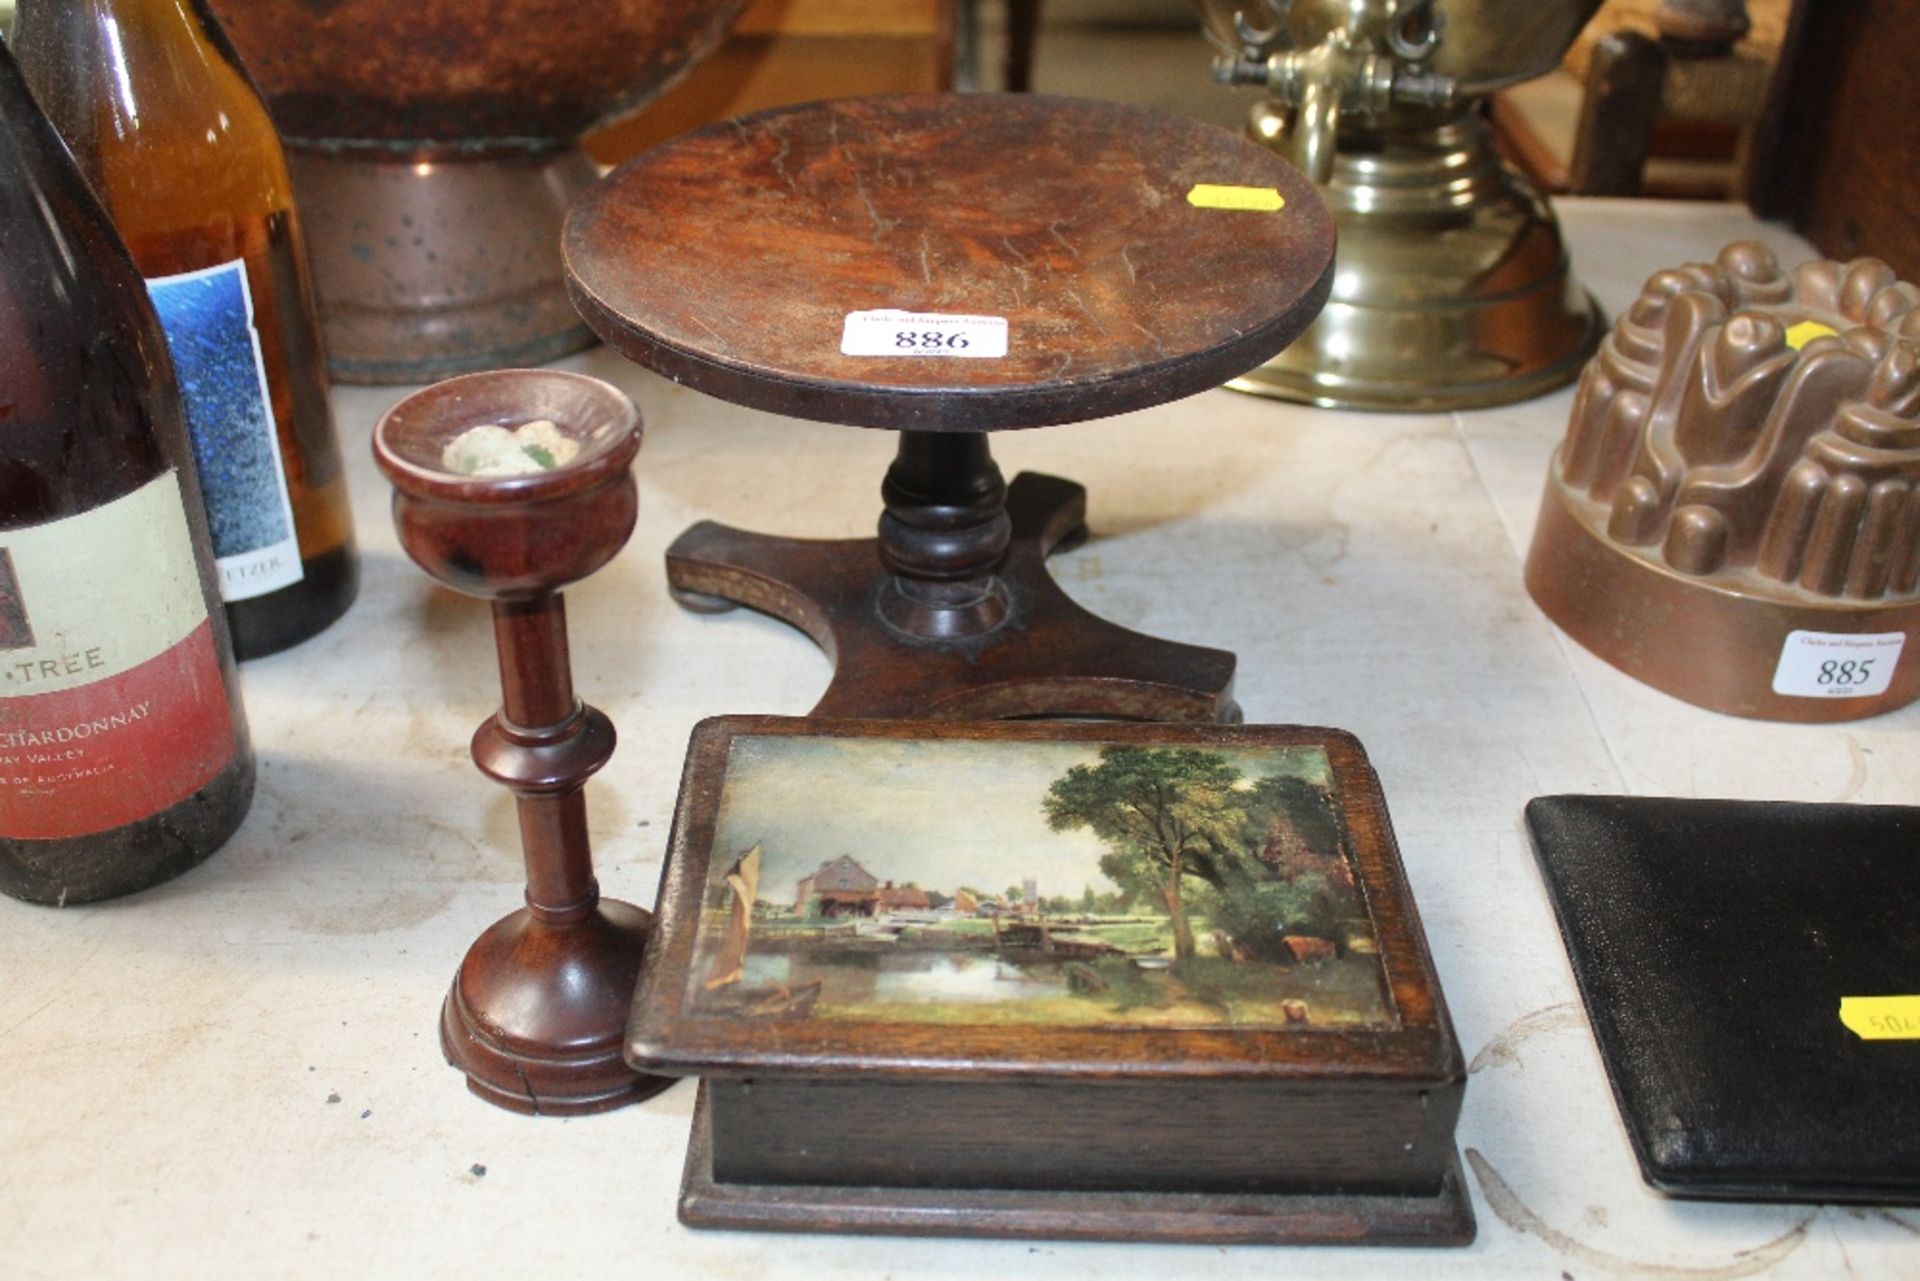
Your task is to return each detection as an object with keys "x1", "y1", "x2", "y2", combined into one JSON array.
[{"x1": 1195, "y1": 0, "x2": 1606, "y2": 409}]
